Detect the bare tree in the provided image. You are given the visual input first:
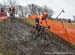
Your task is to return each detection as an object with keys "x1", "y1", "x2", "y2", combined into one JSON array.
[
  {"x1": 73, "y1": 16, "x2": 75, "y2": 22},
  {"x1": 3, "y1": 0, "x2": 18, "y2": 7},
  {"x1": 42, "y1": 6, "x2": 54, "y2": 18}
]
